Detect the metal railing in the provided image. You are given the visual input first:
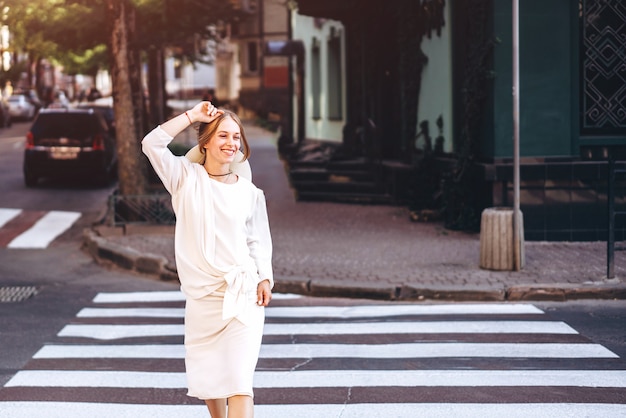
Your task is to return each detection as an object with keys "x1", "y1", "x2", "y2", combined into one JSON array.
[
  {"x1": 607, "y1": 149, "x2": 626, "y2": 279},
  {"x1": 108, "y1": 194, "x2": 175, "y2": 226}
]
